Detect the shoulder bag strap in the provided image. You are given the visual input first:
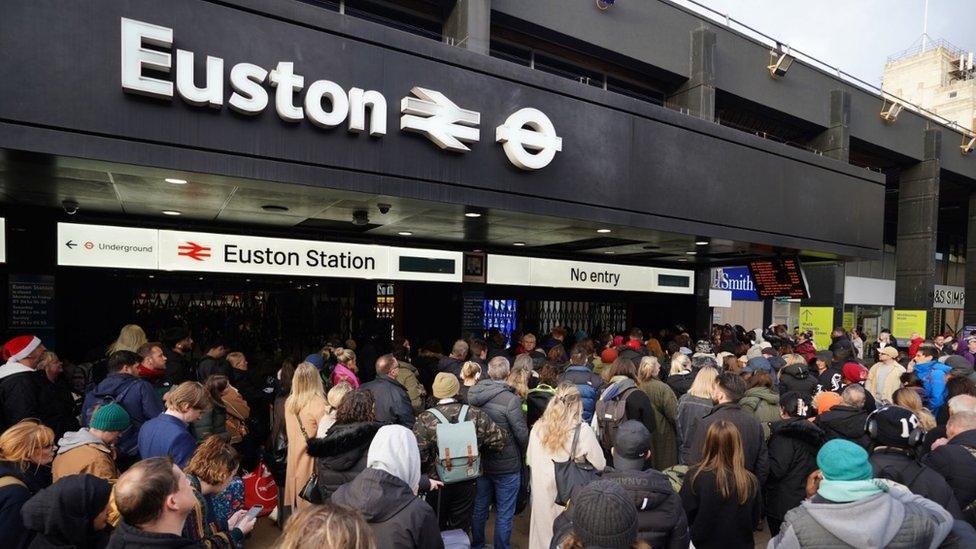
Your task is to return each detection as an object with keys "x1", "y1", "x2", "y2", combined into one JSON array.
[
  {"x1": 427, "y1": 408, "x2": 450, "y2": 425},
  {"x1": 458, "y1": 405, "x2": 469, "y2": 422},
  {"x1": 569, "y1": 422, "x2": 582, "y2": 458},
  {"x1": 0, "y1": 476, "x2": 26, "y2": 490},
  {"x1": 295, "y1": 409, "x2": 311, "y2": 441}
]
